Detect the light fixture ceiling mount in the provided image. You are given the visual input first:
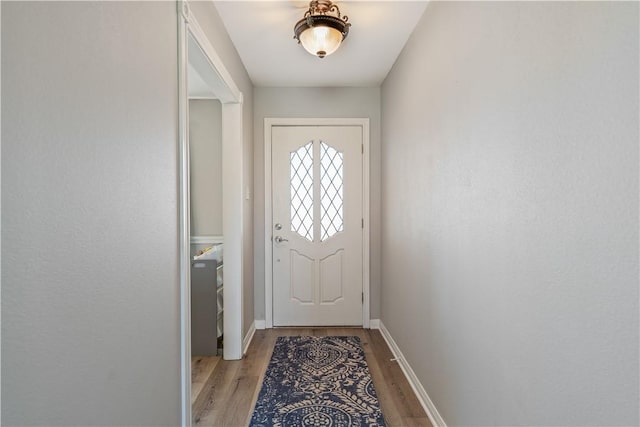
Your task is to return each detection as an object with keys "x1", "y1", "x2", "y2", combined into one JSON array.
[{"x1": 293, "y1": 0, "x2": 351, "y2": 59}]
